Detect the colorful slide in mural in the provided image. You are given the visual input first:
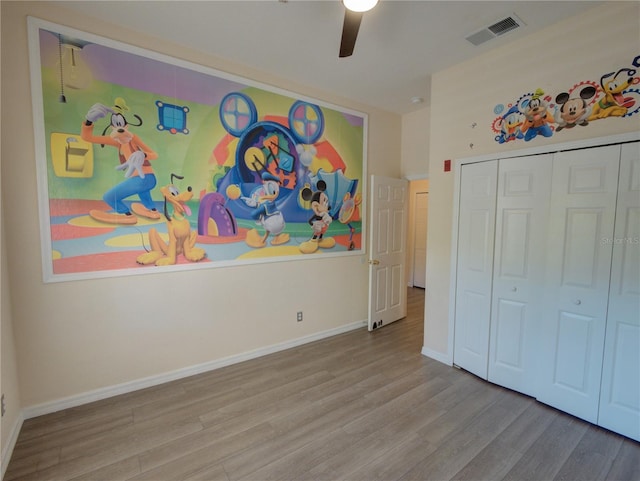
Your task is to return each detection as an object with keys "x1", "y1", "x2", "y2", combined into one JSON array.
[
  {"x1": 492, "y1": 54, "x2": 640, "y2": 144},
  {"x1": 28, "y1": 18, "x2": 366, "y2": 281}
]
